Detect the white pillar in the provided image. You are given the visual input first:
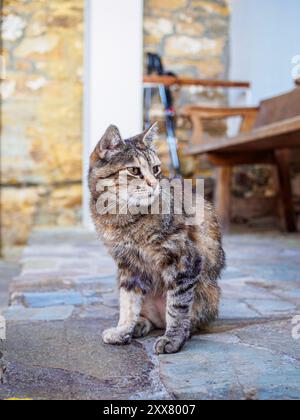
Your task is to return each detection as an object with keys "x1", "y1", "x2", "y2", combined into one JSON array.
[{"x1": 83, "y1": 0, "x2": 144, "y2": 226}]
